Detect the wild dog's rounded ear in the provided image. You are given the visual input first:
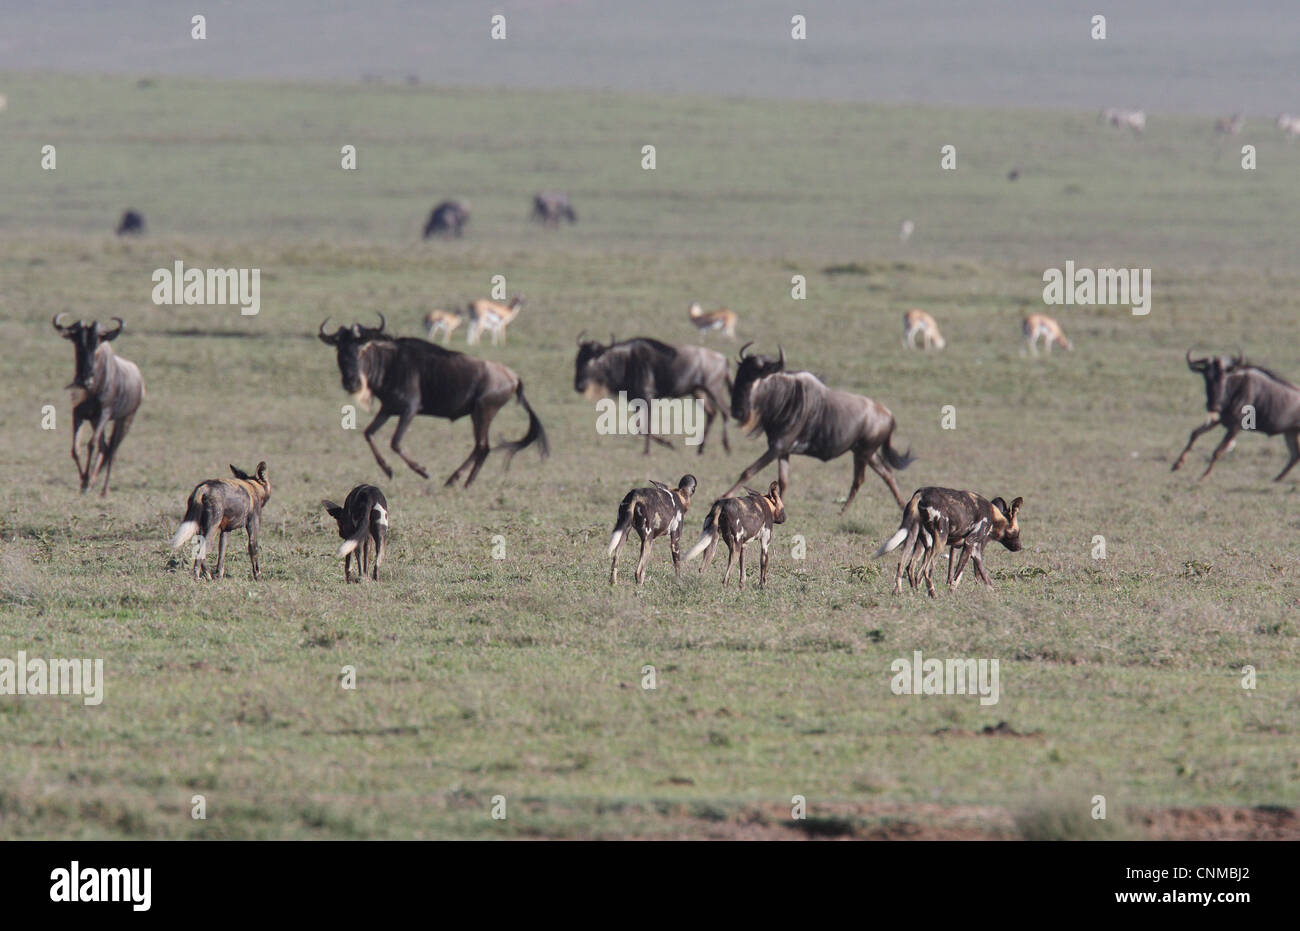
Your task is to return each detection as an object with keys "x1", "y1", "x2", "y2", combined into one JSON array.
[
  {"x1": 256, "y1": 461, "x2": 268, "y2": 479},
  {"x1": 991, "y1": 497, "x2": 1008, "y2": 514},
  {"x1": 679, "y1": 474, "x2": 697, "y2": 494},
  {"x1": 1010, "y1": 496, "x2": 1023, "y2": 514},
  {"x1": 769, "y1": 480, "x2": 781, "y2": 496}
]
